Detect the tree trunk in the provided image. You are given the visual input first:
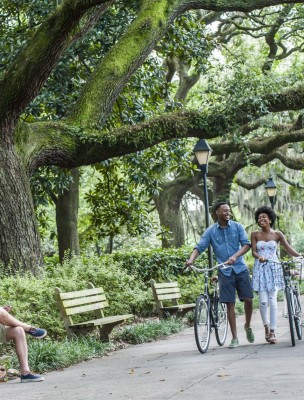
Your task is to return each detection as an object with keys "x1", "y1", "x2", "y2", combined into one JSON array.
[
  {"x1": 154, "y1": 187, "x2": 185, "y2": 248},
  {"x1": 210, "y1": 176, "x2": 233, "y2": 219},
  {"x1": 56, "y1": 168, "x2": 80, "y2": 263},
  {"x1": 212, "y1": 176, "x2": 232, "y2": 203},
  {"x1": 0, "y1": 148, "x2": 43, "y2": 273}
]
